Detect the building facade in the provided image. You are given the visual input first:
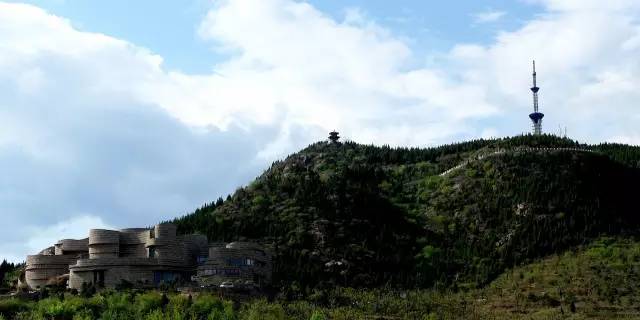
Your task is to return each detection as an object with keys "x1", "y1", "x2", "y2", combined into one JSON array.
[
  {"x1": 196, "y1": 242, "x2": 272, "y2": 288},
  {"x1": 25, "y1": 223, "x2": 271, "y2": 290}
]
